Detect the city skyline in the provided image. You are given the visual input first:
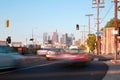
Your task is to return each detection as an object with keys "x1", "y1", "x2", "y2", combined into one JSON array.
[
  {"x1": 43, "y1": 30, "x2": 75, "y2": 45},
  {"x1": 0, "y1": 0, "x2": 118, "y2": 44}
]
